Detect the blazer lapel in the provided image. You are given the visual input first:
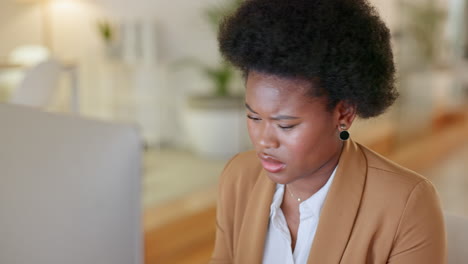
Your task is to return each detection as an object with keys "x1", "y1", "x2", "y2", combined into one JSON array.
[
  {"x1": 235, "y1": 169, "x2": 275, "y2": 264},
  {"x1": 307, "y1": 140, "x2": 367, "y2": 263}
]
